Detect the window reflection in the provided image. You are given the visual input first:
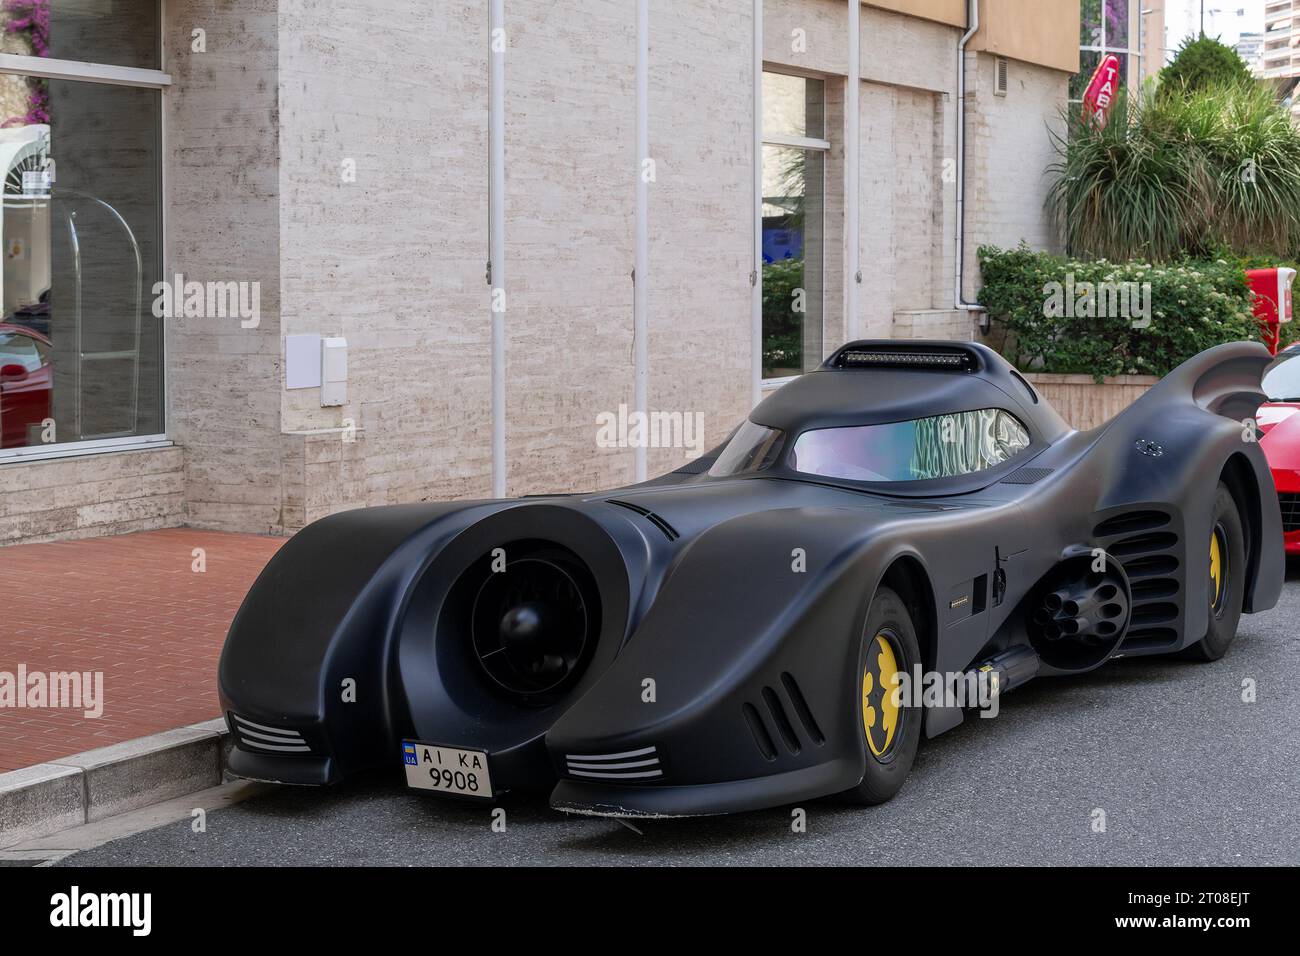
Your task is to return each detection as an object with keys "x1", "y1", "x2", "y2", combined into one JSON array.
[
  {"x1": 762, "y1": 73, "x2": 826, "y2": 381},
  {"x1": 0, "y1": 73, "x2": 162, "y2": 449},
  {"x1": 791, "y1": 409, "x2": 1032, "y2": 483}
]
